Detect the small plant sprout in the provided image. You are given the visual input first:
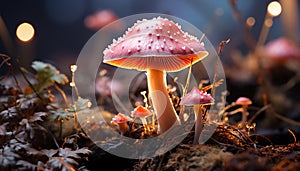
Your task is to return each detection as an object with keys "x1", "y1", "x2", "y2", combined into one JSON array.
[
  {"x1": 180, "y1": 87, "x2": 214, "y2": 144},
  {"x1": 111, "y1": 113, "x2": 132, "y2": 135},
  {"x1": 235, "y1": 97, "x2": 252, "y2": 128},
  {"x1": 103, "y1": 17, "x2": 208, "y2": 133},
  {"x1": 131, "y1": 105, "x2": 152, "y2": 133},
  {"x1": 70, "y1": 64, "x2": 80, "y2": 98}
]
